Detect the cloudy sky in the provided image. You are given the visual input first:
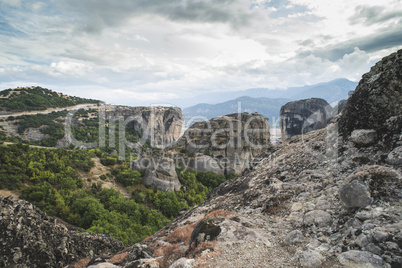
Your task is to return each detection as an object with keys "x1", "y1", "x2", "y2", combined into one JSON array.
[{"x1": 1, "y1": 0, "x2": 401, "y2": 106}]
